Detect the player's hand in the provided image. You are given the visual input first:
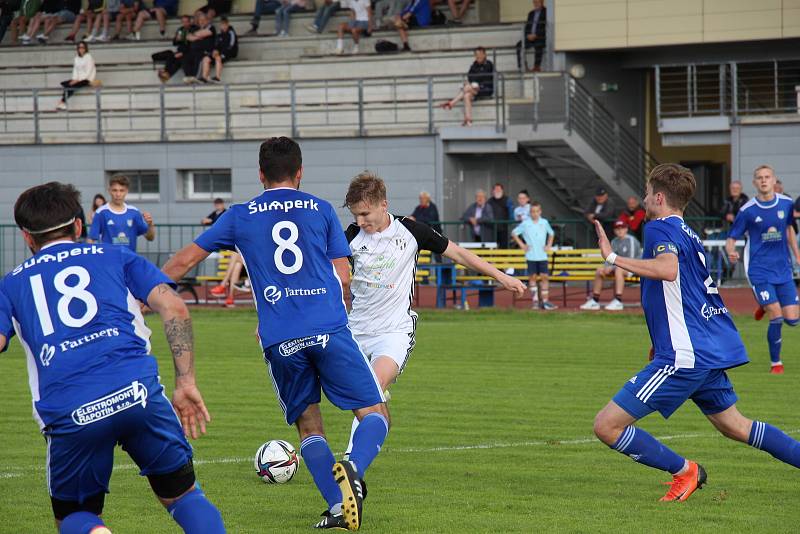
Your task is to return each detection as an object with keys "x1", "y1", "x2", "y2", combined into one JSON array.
[
  {"x1": 499, "y1": 273, "x2": 526, "y2": 296},
  {"x1": 728, "y1": 250, "x2": 740, "y2": 263},
  {"x1": 172, "y1": 382, "x2": 211, "y2": 440},
  {"x1": 545, "y1": 245, "x2": 552, "y2": 253},
  {"x1": 594, "y1": 220, "x2": 612, "y2": 259},
  {"x1": 143, "y1": 211, "x2": 154, "y2": 225}
]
